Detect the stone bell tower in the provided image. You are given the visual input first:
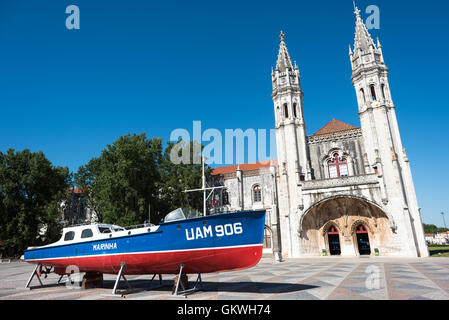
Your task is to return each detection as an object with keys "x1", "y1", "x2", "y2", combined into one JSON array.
[
  {"x1": 349, "y1": 7, "x2": 428, "y2": 257},
  {"x1": 271, "y1": 31, "x2": 310, "y2": 256}
]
